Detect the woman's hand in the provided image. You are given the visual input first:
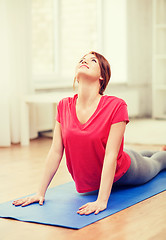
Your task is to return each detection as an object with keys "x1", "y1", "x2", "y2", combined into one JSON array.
[
  {"x1": 12, "y1": 194, "x2": 45, "y2": 207},
  {"x1": 77, "y1": 200, "x2": 107, "y2": 215}
]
